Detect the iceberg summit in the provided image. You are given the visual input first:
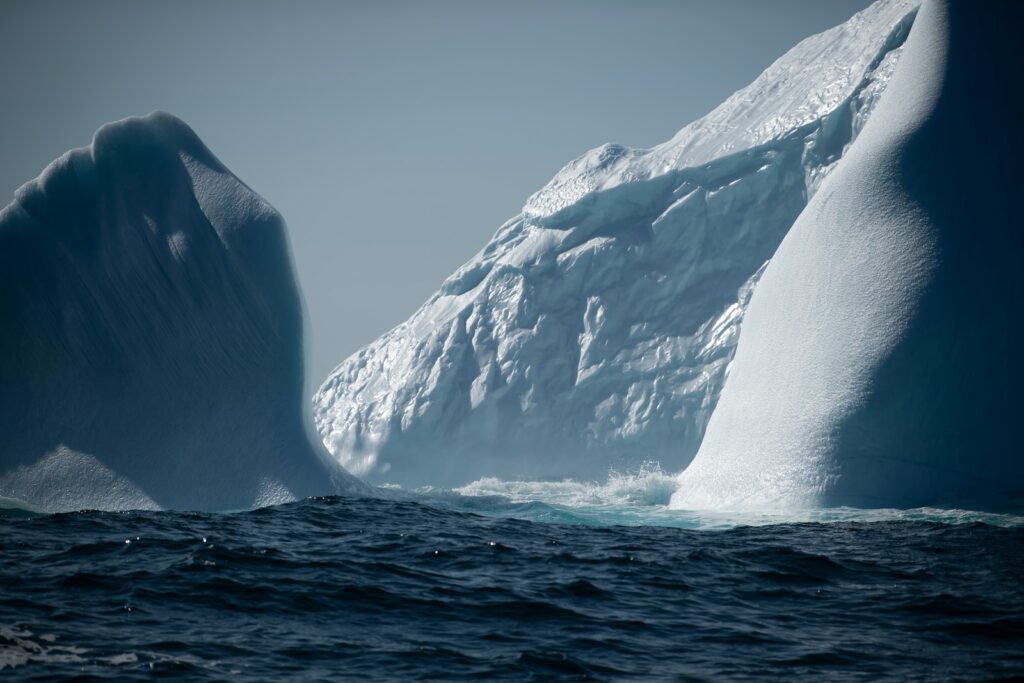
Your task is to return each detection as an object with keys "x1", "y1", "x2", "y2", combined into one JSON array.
[
  {"x1": 672, "y1": 0, "x2": 1024, "y2": 511},
  {"x1": 0, "y1": 112, "x2": 366, "y2": 512}
]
